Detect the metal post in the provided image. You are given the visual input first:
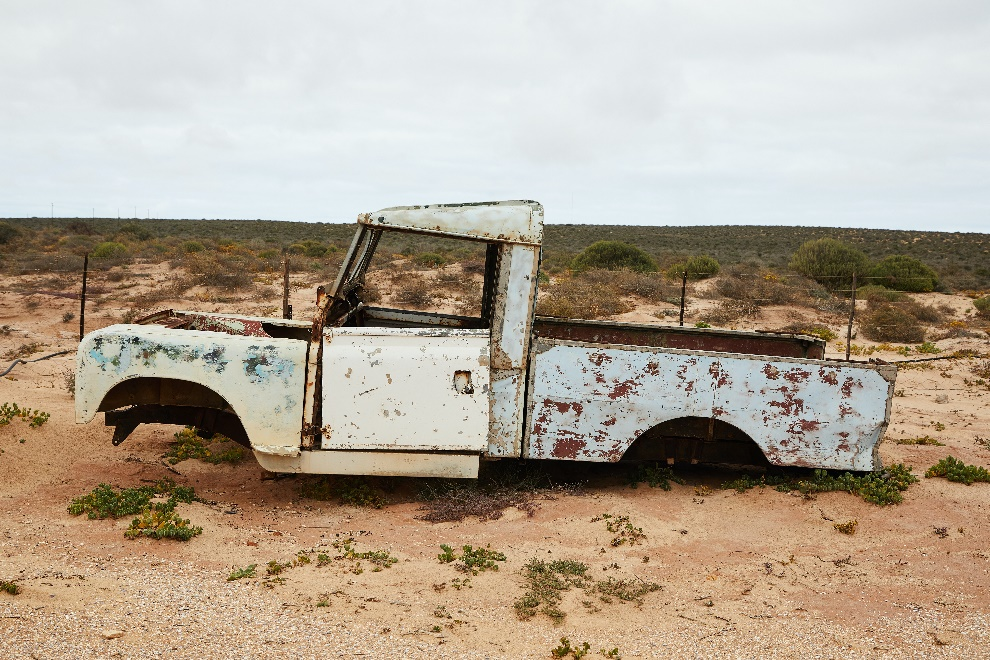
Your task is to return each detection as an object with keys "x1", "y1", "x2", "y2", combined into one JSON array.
[
  {"x1": 282, "y1": 251, "x2": 291, "y2": 319},
  {"x1": 79, "y1": 253, "x2": 88, "y2": 341},
  {"x1": 845, "y1": 272, "x2": 857, "y2": 361},
  {"x1": 678, "y1": 270, "x2": 688, "y2": 327}
]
